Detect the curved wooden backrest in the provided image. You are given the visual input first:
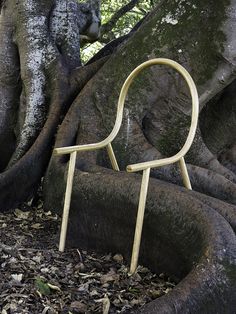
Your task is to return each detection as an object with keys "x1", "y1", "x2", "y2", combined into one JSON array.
[
  {"x1": 113, "y1": 58, "x2": 199, "y2": 172},
  {"x1": 54, "y1": 58, "x2": 198, "y2": 159}
]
